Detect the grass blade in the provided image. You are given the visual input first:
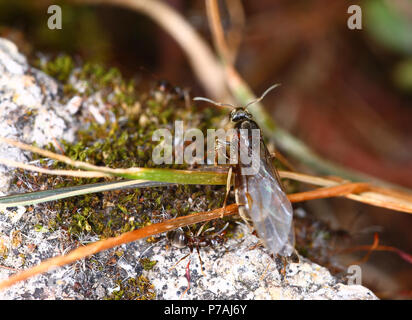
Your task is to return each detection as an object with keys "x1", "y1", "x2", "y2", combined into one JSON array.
[{"x1": 0, "y1": 180, "x2": 171, "y2": 208}]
